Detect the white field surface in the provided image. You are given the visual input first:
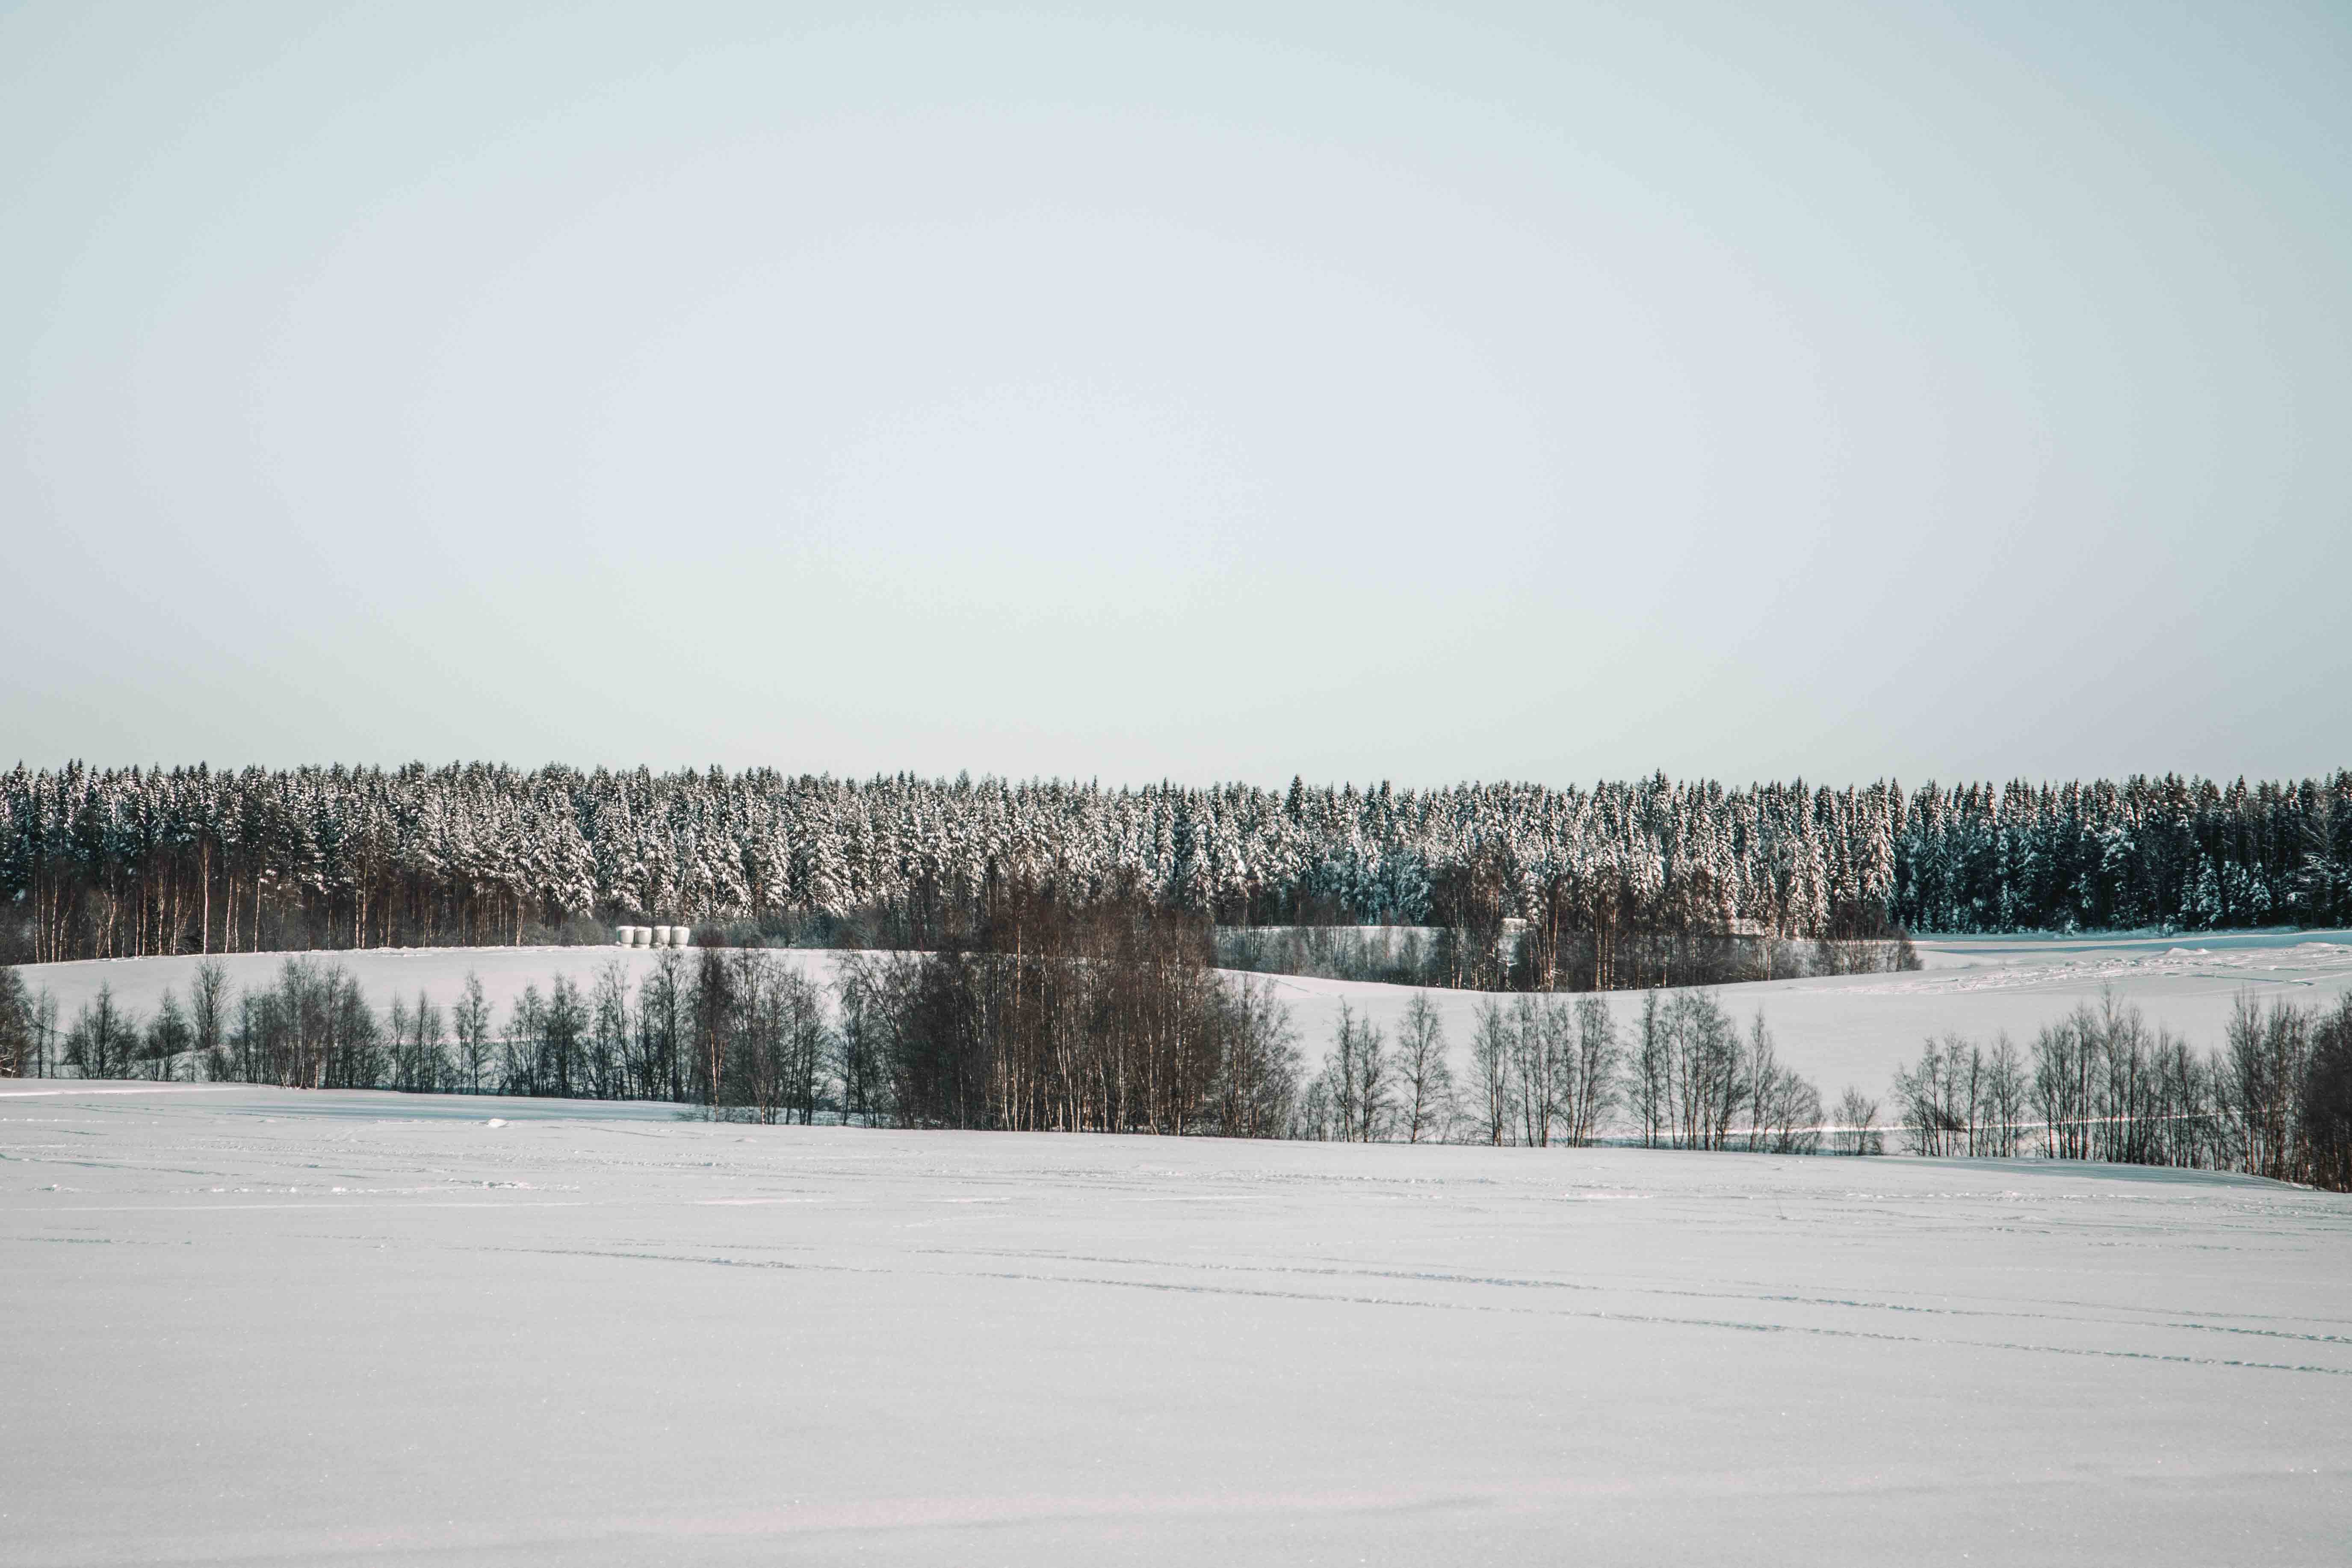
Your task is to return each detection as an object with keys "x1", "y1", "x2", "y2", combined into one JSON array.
[
  {"x1": 20, "y1": 928, "x2": 2352, "y2": 1104},
  {"x1": 2, "y1": 1084, "x2": 2346, "y2": 1565}
]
